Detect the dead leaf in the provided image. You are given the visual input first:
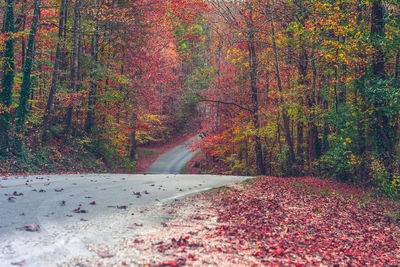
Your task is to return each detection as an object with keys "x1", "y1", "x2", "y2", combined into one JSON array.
[
  {"x1": 17, "y1": 223, "x2": 40, "y2": 232},
  {"x1": 11, "y1": 260, "x2": 25, "y2": 266}
]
